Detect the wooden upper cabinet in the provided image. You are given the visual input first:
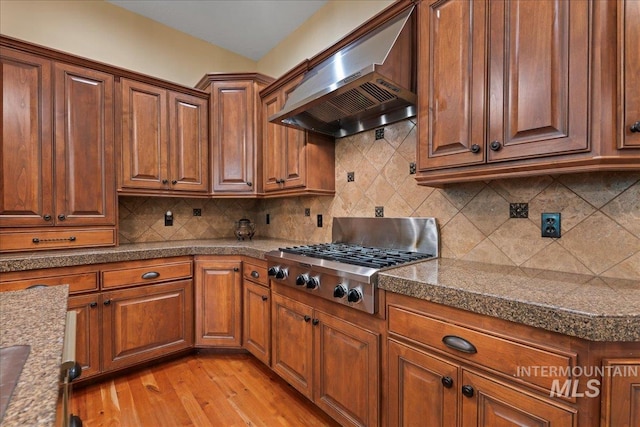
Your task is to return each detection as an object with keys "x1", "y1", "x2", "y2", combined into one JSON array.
[
  {"x1": 620, "y1": 0, "x2": 640, "y2": 148},
  {"x1": 54, "y1": 63, "x2": 116, "y2": 226},
  {"x1": 120, "y1": 78, "x2": 208, "y2": 195},
  {"x1": 260, "y1": 73, "x2": 335, "y2": 196},
  {"x1": 418, "y1": 0, "x2": 589, "y2": 172},
  {"x1": 0, "y1": 48, "x2": 54, "y2": 227}
]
